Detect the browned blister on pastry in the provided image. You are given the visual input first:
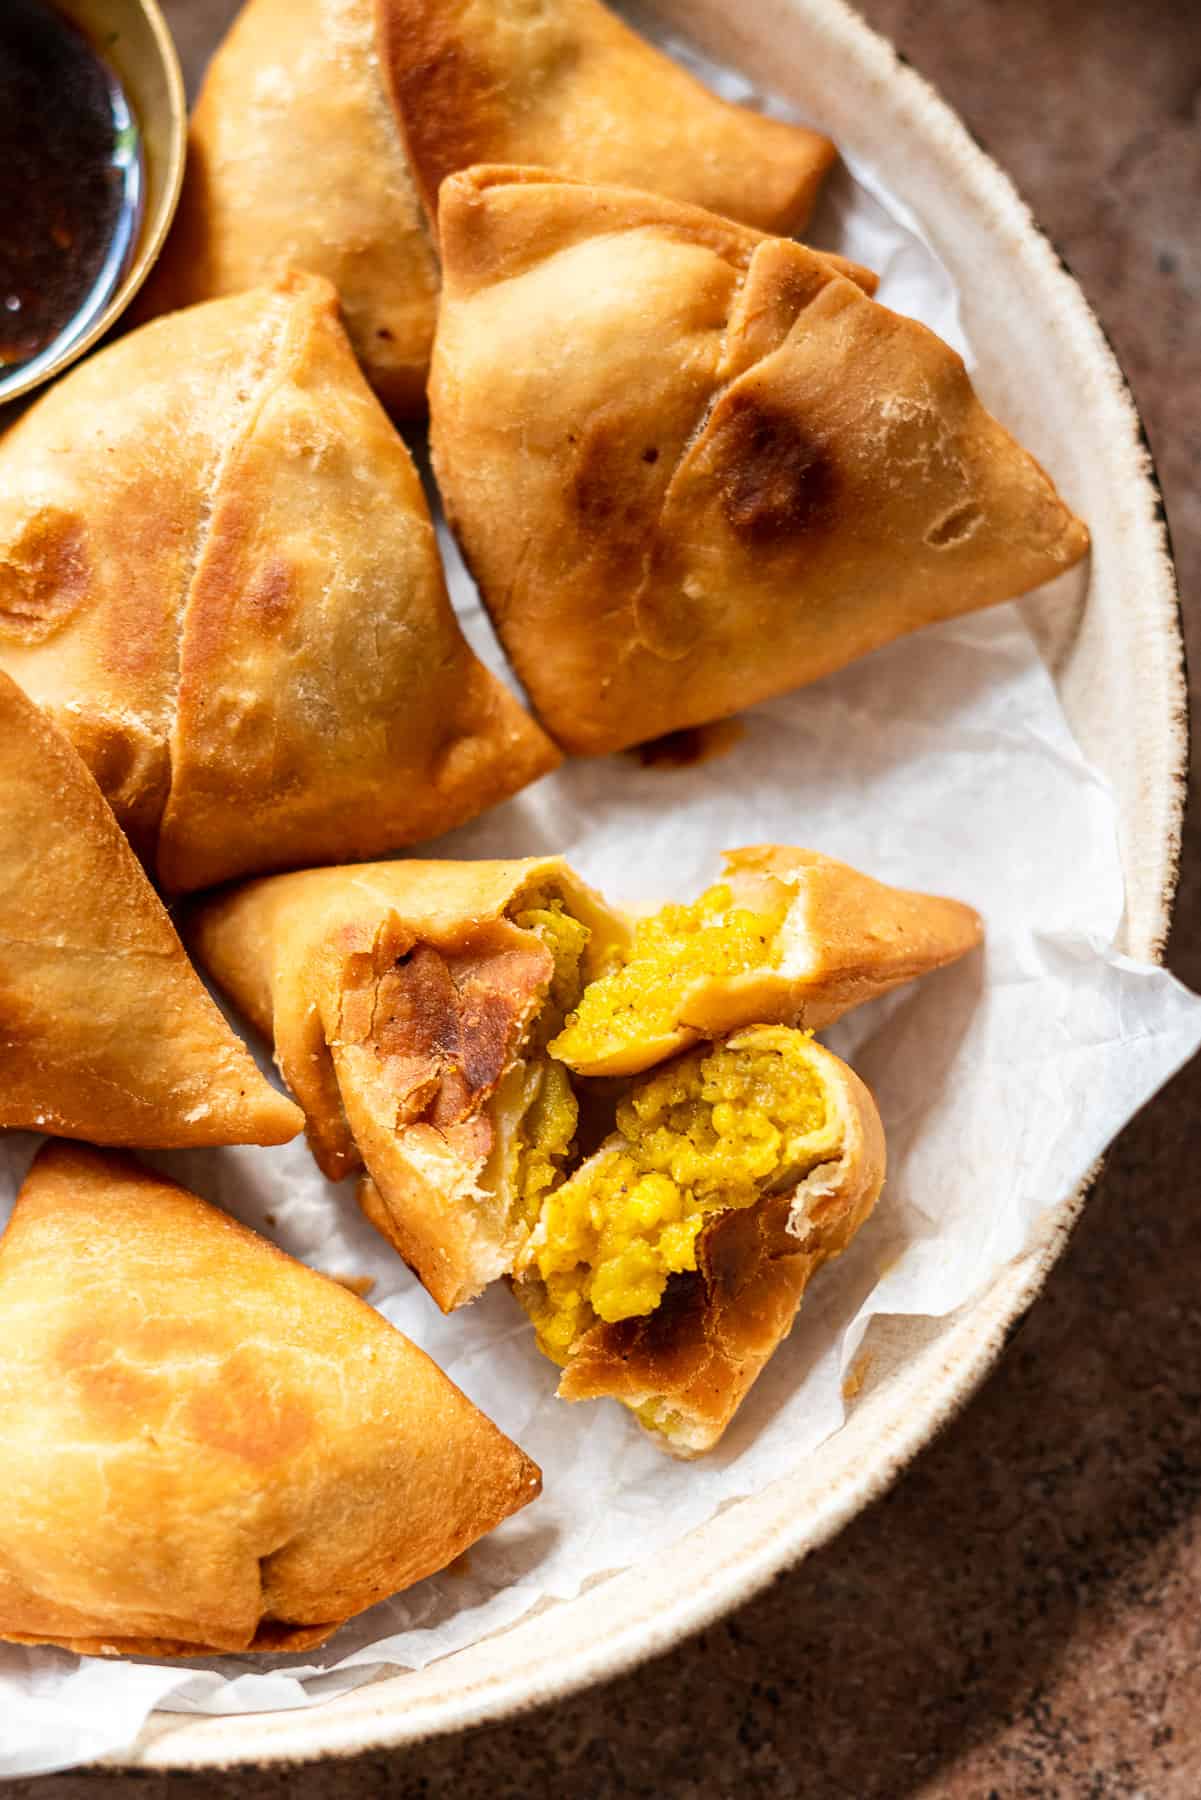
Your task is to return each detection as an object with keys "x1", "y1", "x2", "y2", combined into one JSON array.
[
  {"x1": 139, "y1": 0, "x2": 835, "y2": 411},
  {"x1": 190, "y1": 858, "x2": 628, "y2": 1311},
  {"x1": 514, "y1": 1026, "x2": 885, "y2": 1455},
  {"x1": 0, "y1": 1143, "x2": 539, "y2": 1656},
  {"x1": 0, "y1": 274, "x2": 556, "y2": 891},
  {"x1": 430, "y1": 168, "x2": 1091, "y2": 755},
  {"x1": 0, "y1": 672, "x2": 301, "y2": 1148},
  {"x1": 552, "y1": 845, "x2": 983, "y2": 1077}
]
